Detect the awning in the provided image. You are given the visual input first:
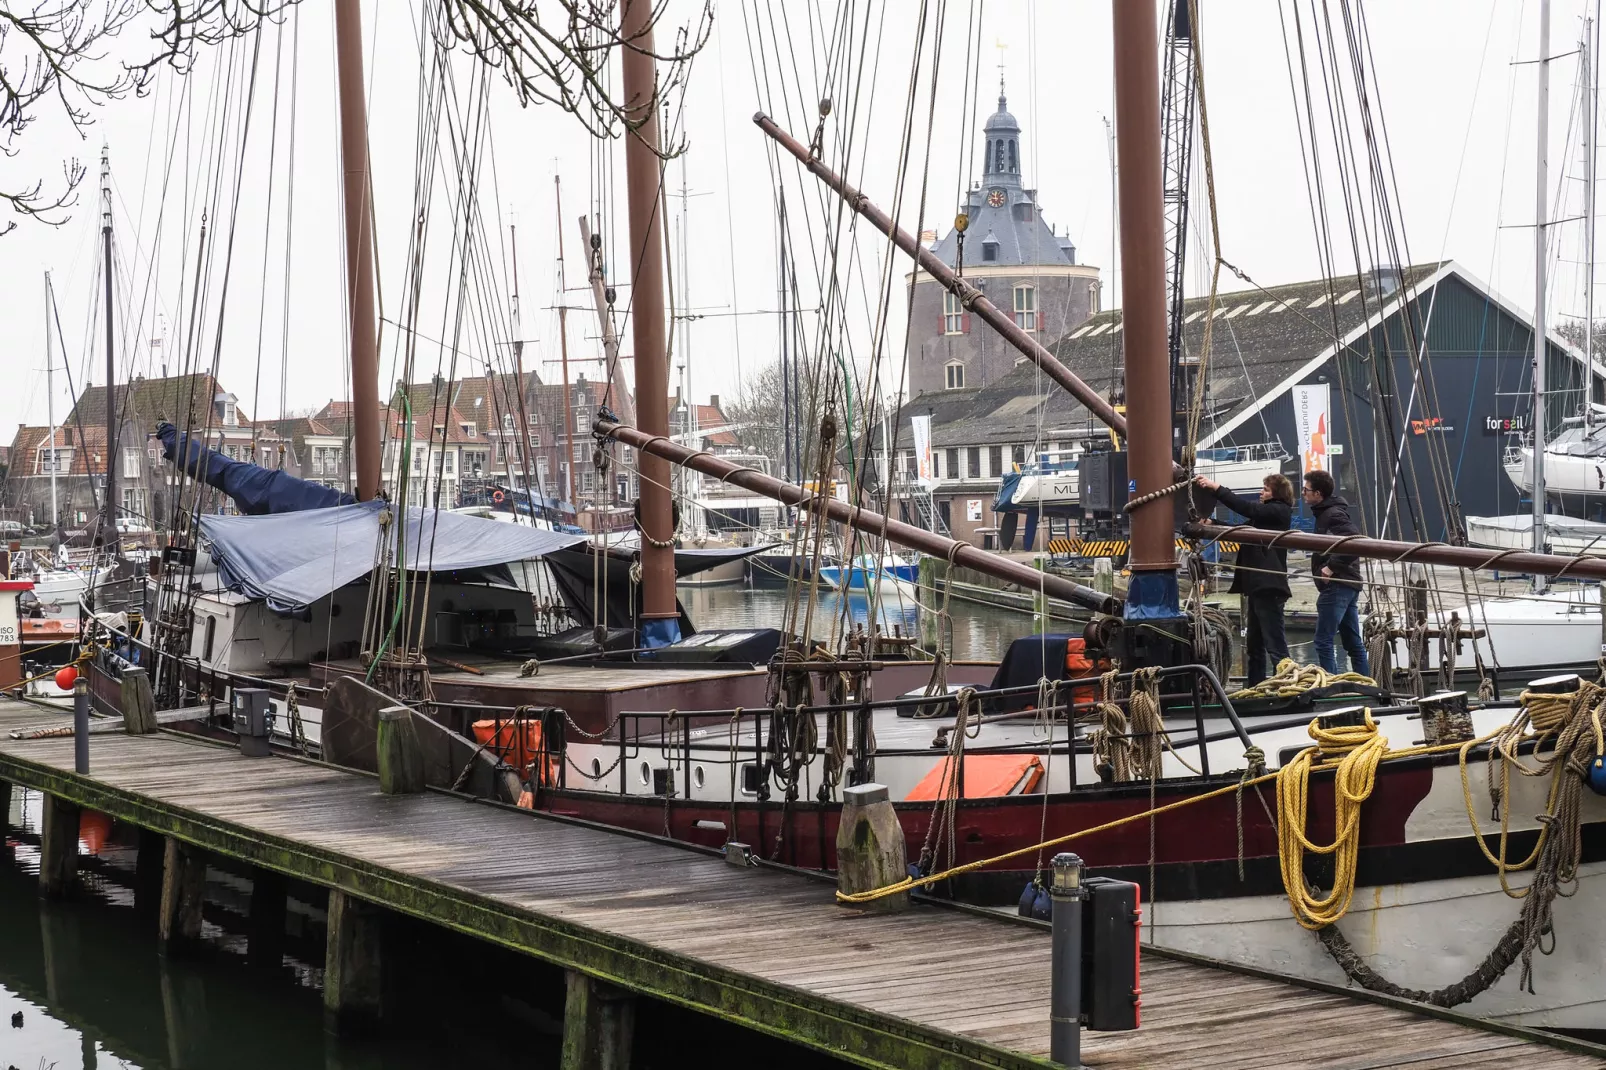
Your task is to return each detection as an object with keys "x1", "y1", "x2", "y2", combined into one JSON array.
[{"x1": 198, "y1": 500, "x2": 585, "y2": 614}]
